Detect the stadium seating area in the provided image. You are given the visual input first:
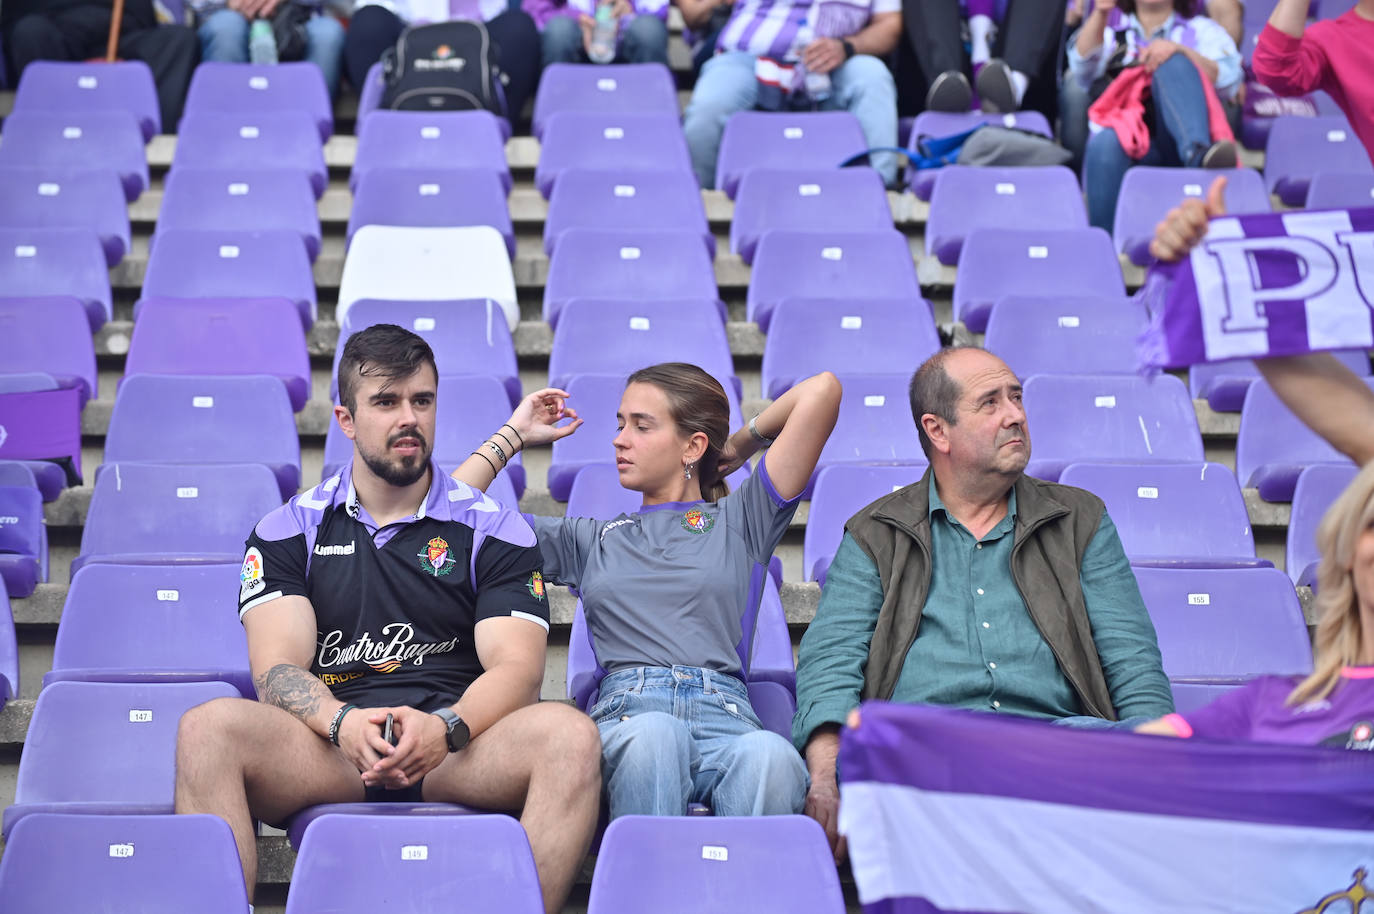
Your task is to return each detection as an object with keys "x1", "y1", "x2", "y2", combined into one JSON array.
[{"x1": 0, "y1": 1, "x2": 1366, "y2": 905}]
